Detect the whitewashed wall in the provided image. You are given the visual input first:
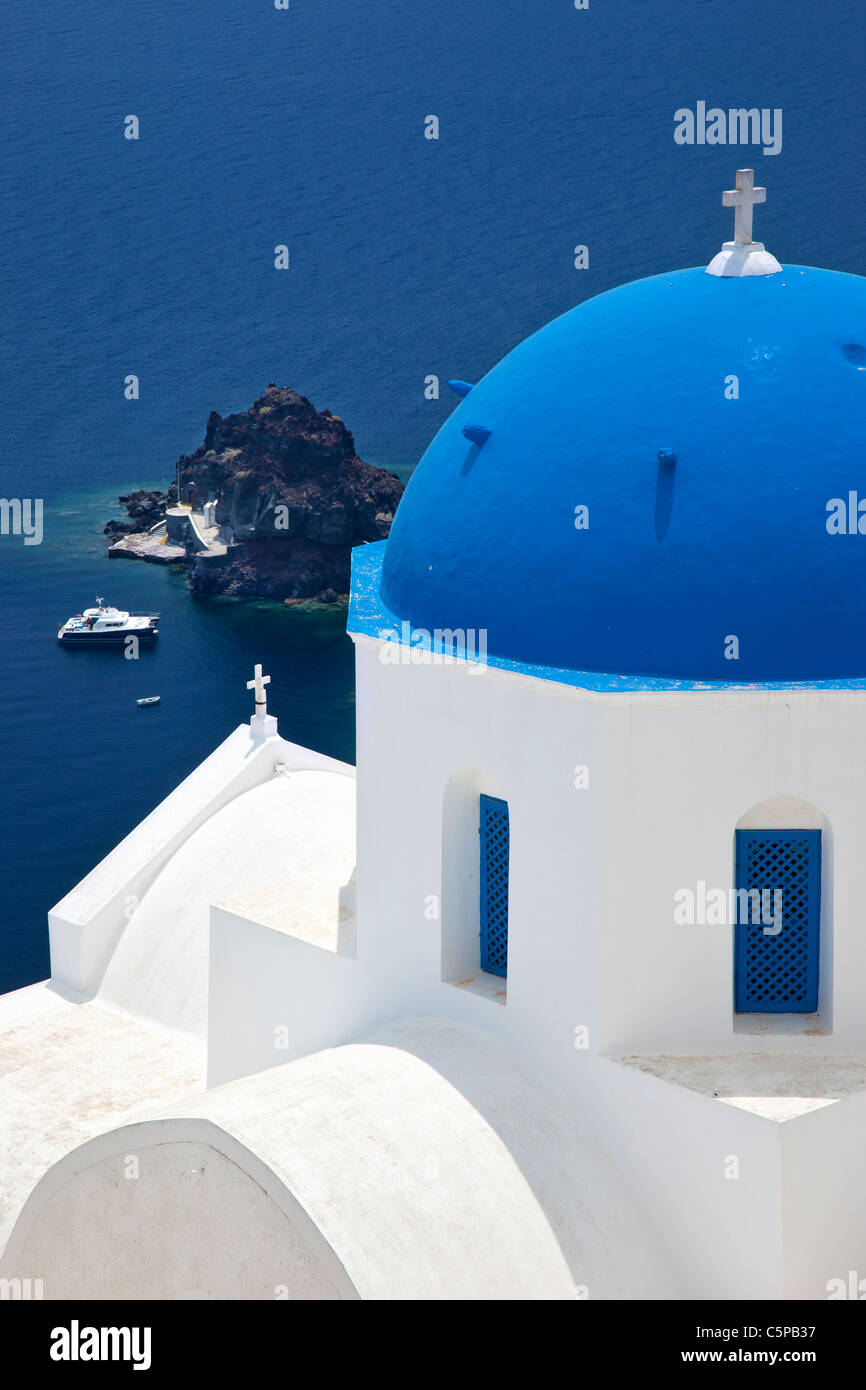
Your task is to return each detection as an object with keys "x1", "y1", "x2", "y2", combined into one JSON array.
[
  {"x1": 597, "y1": 688, "x2": 866, "y2": 1054},
  {"x1": 353, "y1": 639, "x2": 866, "y2": 1063}
]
